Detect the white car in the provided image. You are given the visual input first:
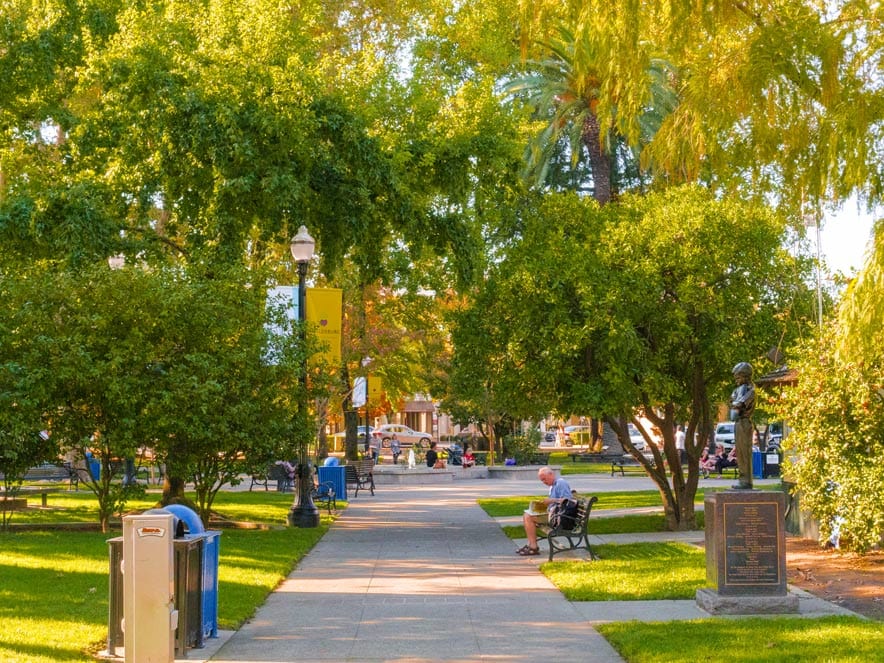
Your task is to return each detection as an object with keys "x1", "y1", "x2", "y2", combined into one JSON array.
[
  {"x1": 372, "y1": 424, "x2": 433, "y2": 448},
  {"x1": 626, "y1": 423, "x2": 647, "y2": 450},
  {"x1": 714, "y1": 422, "x2": 735, "y2": 449}
]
